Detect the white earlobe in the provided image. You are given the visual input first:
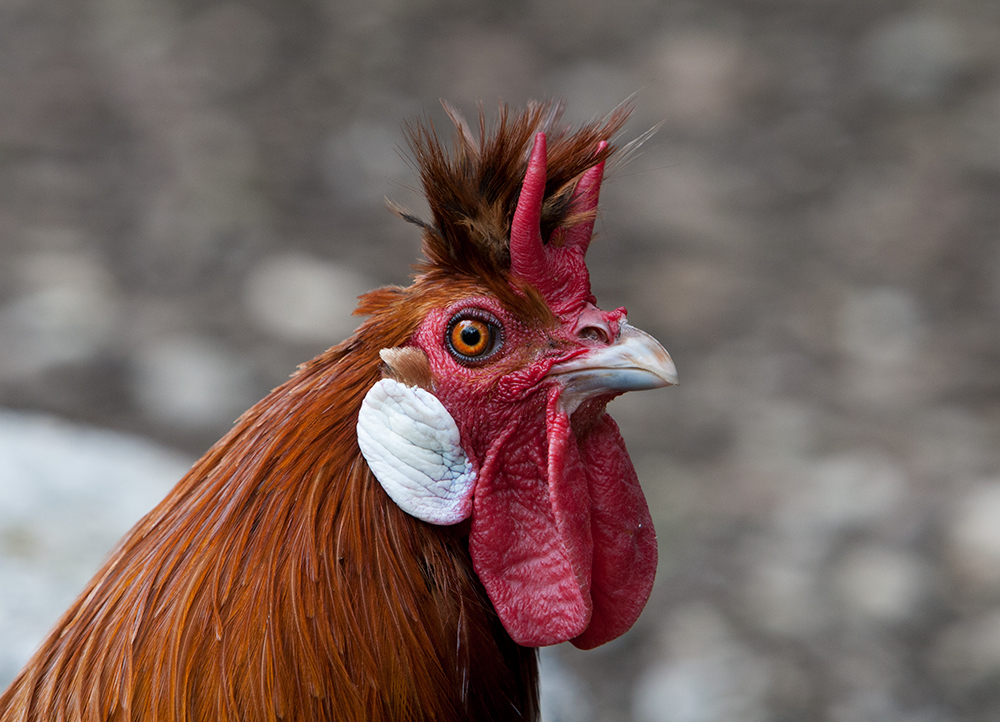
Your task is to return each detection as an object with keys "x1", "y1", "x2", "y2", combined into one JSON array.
[{"x1": 357, "y1": 378, "x2": 475, "y2": 525}]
